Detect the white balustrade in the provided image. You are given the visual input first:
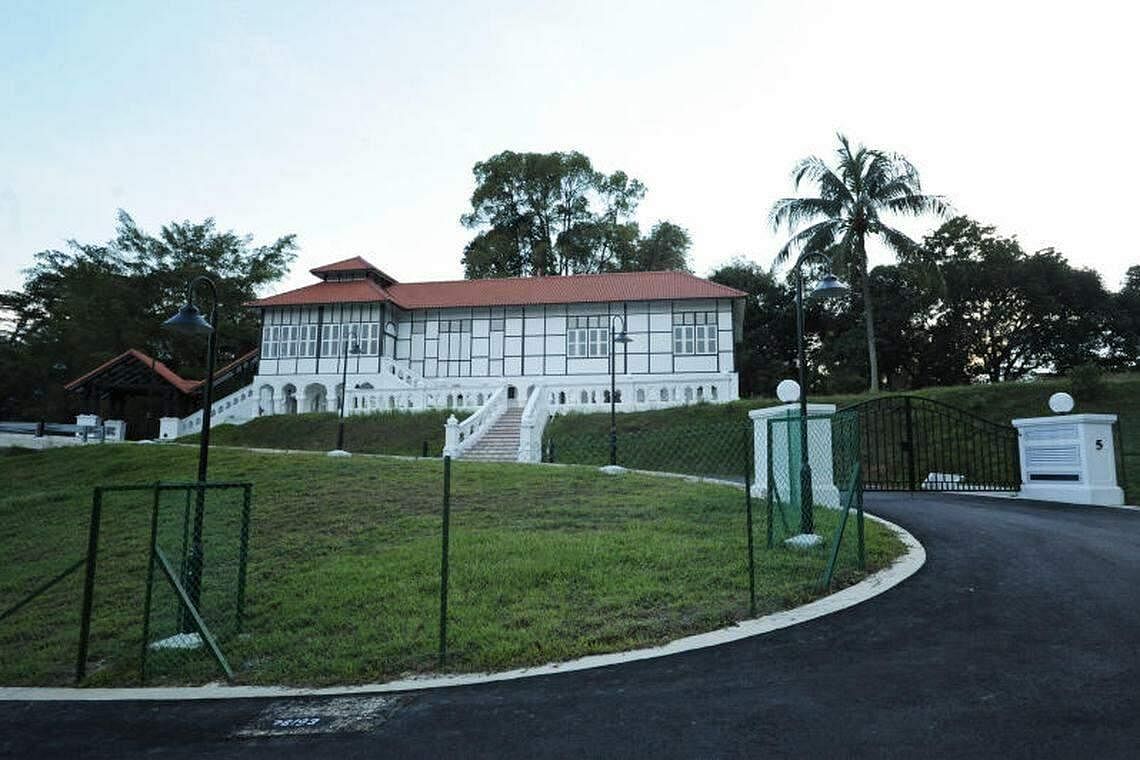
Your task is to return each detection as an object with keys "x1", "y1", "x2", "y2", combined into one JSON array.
[{"x1": 444, "y1": 385, "x2": 509, "y2": 458}]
